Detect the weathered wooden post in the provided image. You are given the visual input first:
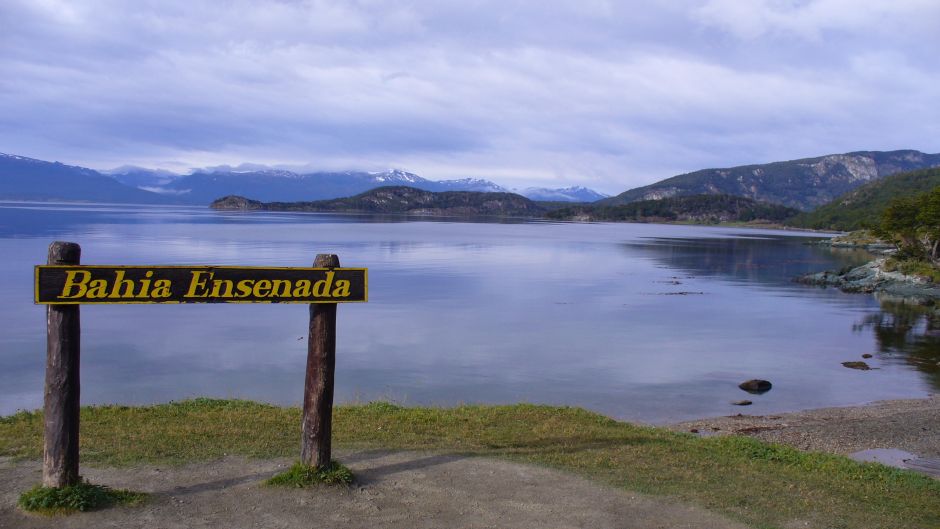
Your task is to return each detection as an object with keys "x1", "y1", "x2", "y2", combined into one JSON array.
[
  {"x1": 301, "y1": 253, "x2": 339, "y2": 468},
  {"x1": 43, "y1": 241, "x2": 82, "y2": 488}
]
